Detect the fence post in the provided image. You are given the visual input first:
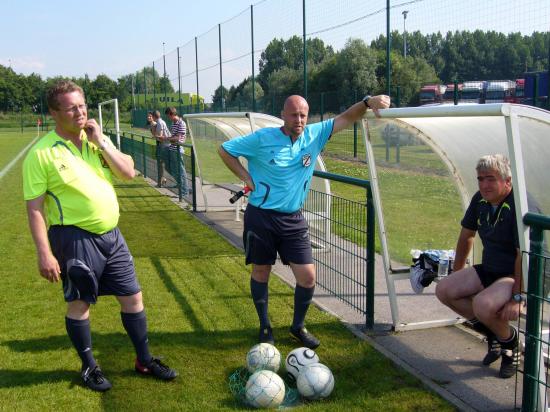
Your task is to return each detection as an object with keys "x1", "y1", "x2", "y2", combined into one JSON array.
[
  {"x1": 353, "y1": 90, "x2": 358, "y2": 158},
  {"x1": 395, "y1": 125, "x2": 401, "y2": 164},
  {"x1": 191, "y1": 146, "x2": 197, "y2": 212},
  {"x1": 534, "y1": 74, "x2": 539, "y2": 108},
  {"x1": 320, "y1": 92, "x2": 325, "y2": 121},
  {"x1": 453, "y1": 79, "x2": 459, "y2": 105},
  {"x1": 142, "y1": 136, "x2": 147, "y2": 178},
  {"x1": 177, "y1": 149, "x2": 183, "y2": 202},
  {"x1": 385, "y1": 133, "x2": 390, "y2": 162},
  {"x1": 395, "y1": 85, "x2": 401, "y2": 108},
  {"x1": 522, "y1": 222, "x2": 545, "y2": 411},
  {"x1": 366, "y1": 186, "x2": 375, "y2": 329}
]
